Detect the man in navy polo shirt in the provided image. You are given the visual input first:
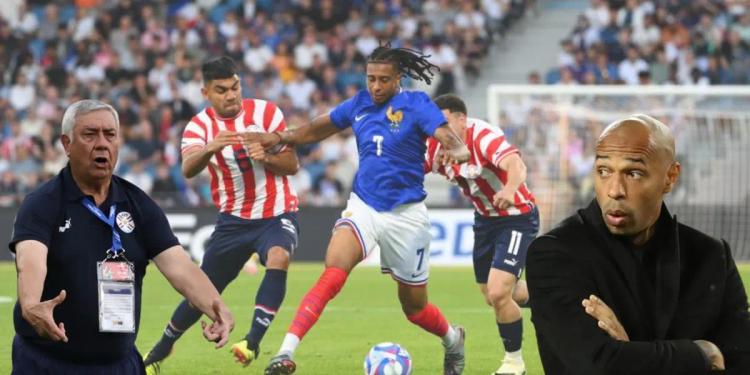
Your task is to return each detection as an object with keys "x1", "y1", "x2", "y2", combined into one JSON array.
[{"x1": 9, "y1": 99, "x2": 234, "y2": 374}]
